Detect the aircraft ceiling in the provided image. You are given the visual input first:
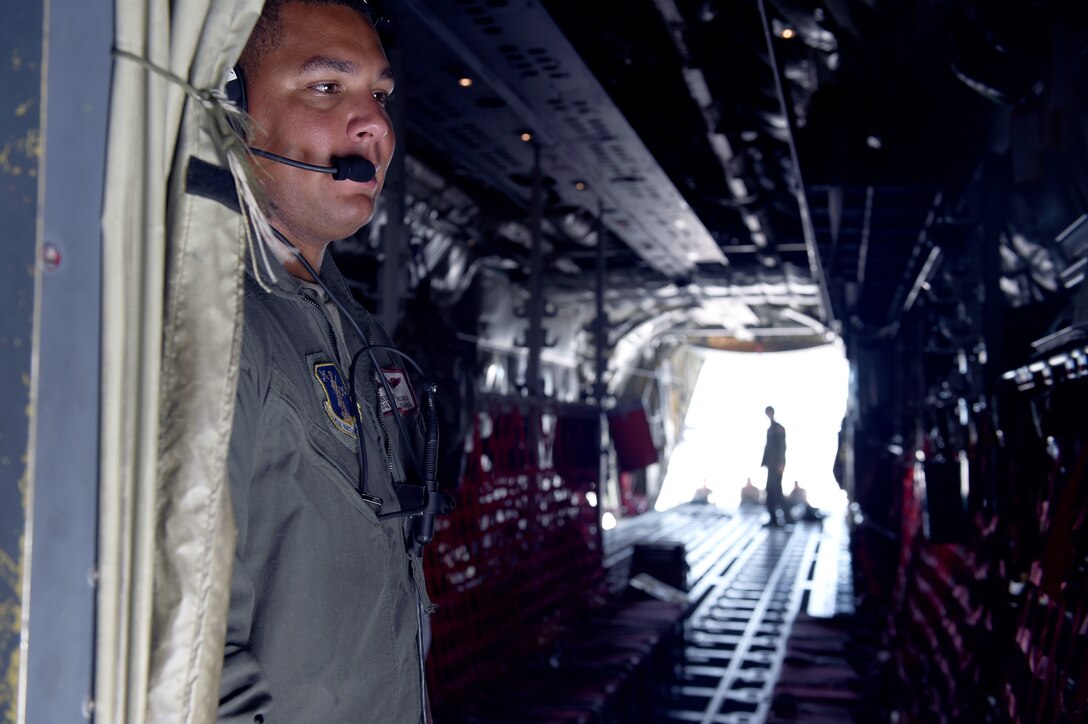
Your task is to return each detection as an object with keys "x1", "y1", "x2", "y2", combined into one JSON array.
[{"x1": 337, "y1": 0, "x2": 1086, "y2": 368}]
